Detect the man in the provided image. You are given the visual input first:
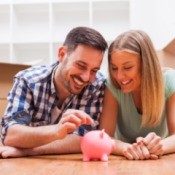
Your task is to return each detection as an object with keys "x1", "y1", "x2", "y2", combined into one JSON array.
[{"x1": 0, "y1": 27, "x2": 107, "y2": 158}]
